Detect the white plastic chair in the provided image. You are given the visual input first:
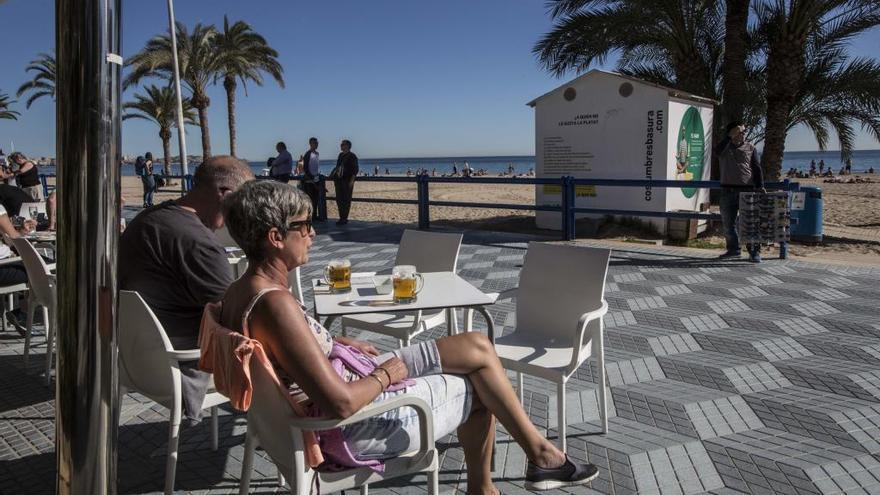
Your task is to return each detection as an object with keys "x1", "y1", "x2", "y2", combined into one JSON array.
[
  {"x1": 239, "y1": 355, "x2": 439, "y2": 495},
  {"x1": 12, "y1": 237, "x2": 56, "y2": 385},
  {"x1": 118, "y1": 290, "x2": 229, "y2": 495},
  {"x1": 341, "y1": 230, "x2": 463, "y2": 347},
  {"x1": 491, "y1": 243, "x2": 611, "y2": 452}
]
